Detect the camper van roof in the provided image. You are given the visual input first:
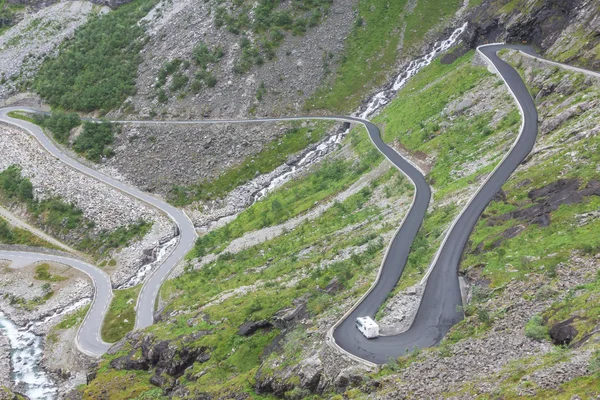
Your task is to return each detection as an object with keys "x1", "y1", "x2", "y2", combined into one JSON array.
[{"x1": 357, "y1": 316, "x2": 378, "y2": 328}]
